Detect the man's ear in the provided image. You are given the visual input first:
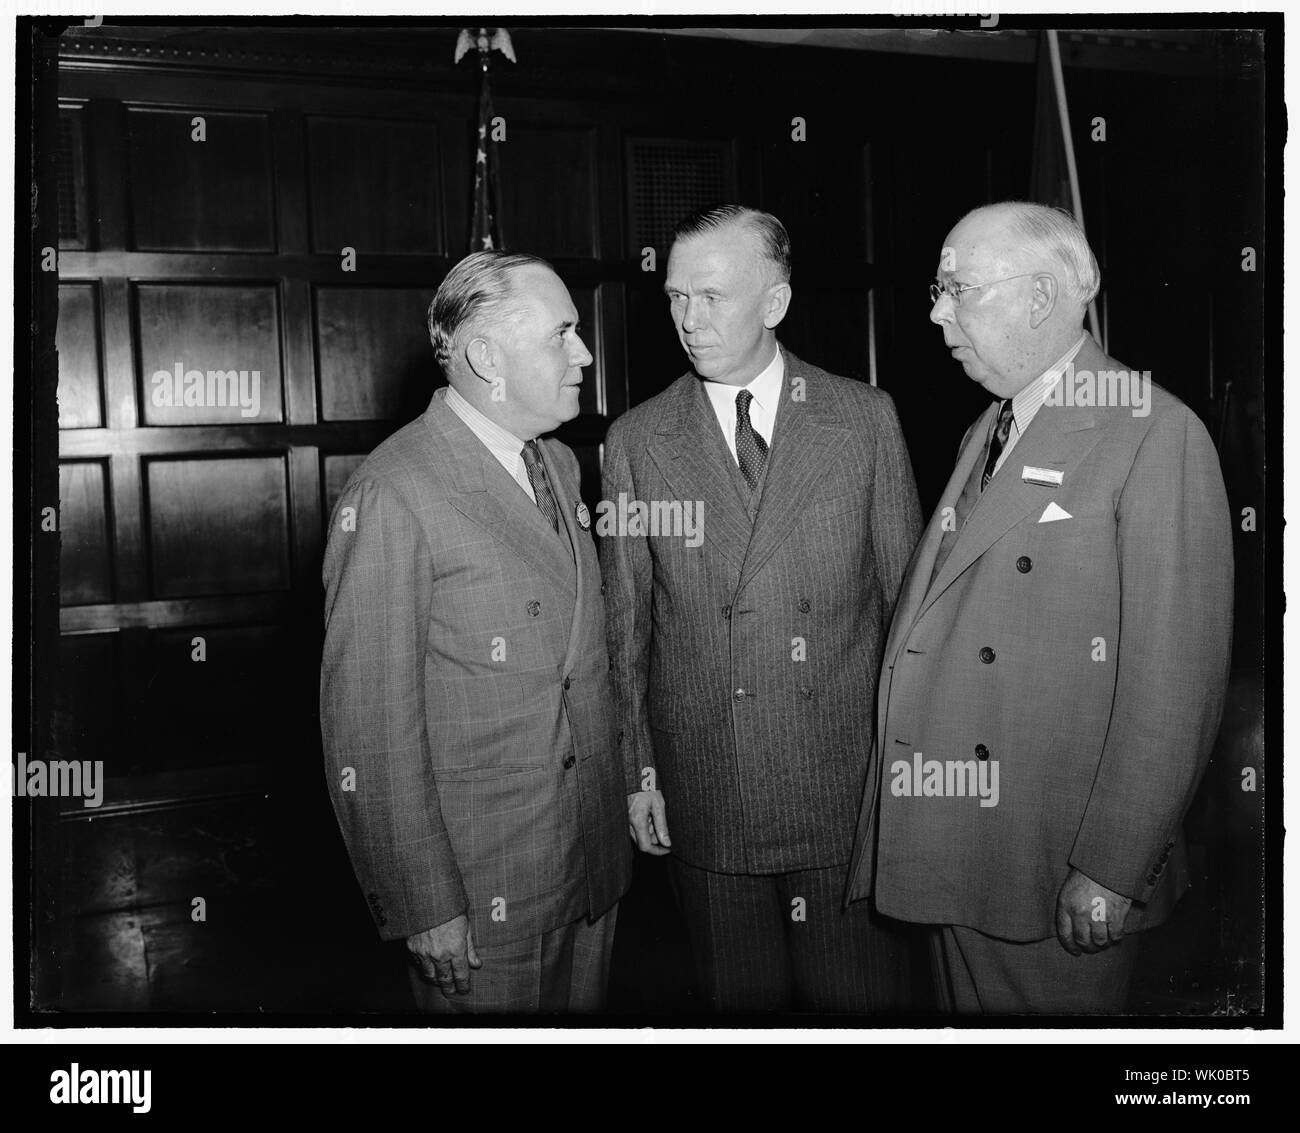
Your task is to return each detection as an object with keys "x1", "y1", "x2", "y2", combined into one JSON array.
[
  {"x1": 465, "y1": 335, "x2": 498, "y2": 385},
  {"x1": 1028, "y1": 272, "x2": 1059, "y2": 329},
  {"x1": 763, "y1": 282, "x2": 792, "y2": 329}
]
